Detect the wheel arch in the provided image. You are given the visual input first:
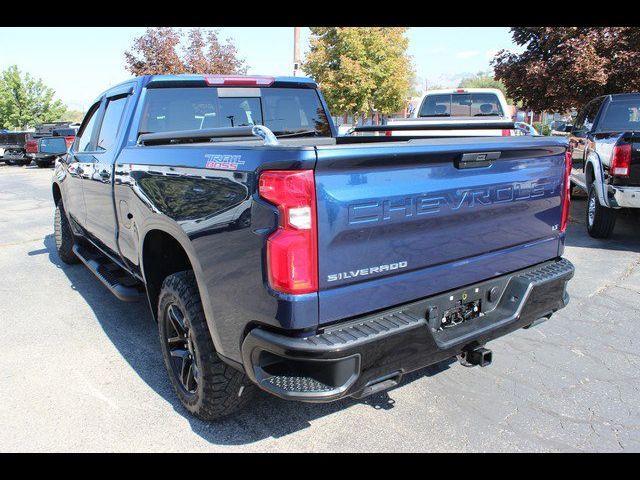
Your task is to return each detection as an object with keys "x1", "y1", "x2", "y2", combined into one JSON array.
[
  {"x1": 52, "y1": 182, "x2": 62, "y2": 206},
  {"x1": 141, "y1": 228, "x2": 195, "y2": 321},
  {"x1": 140, "y1": 227, "x2": 226, "y2": 357},
  {"x1": 585, "y1": 152, "x2": 610, "y2": 207}
]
